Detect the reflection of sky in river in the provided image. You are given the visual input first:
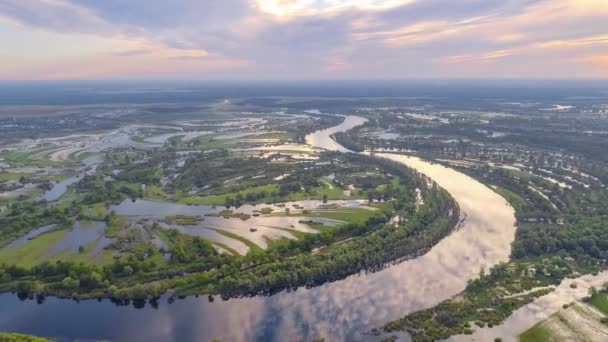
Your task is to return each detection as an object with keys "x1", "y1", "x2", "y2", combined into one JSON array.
[{"x1": 305, "y1": 116, "x2": 368, "y2": 153}]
